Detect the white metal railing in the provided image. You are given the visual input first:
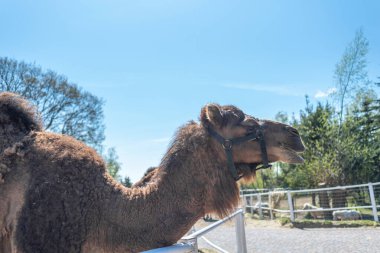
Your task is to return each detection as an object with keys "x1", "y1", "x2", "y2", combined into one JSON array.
[
  {"x1": 141, "y1": 243, "x2": 195, "y2": 253},
  {"x1": 142, "y1": 208, "x2": 247, "y2": 253},
  {"x1": 241, "y1": 182, "x2": 380, "y2": 222}
]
